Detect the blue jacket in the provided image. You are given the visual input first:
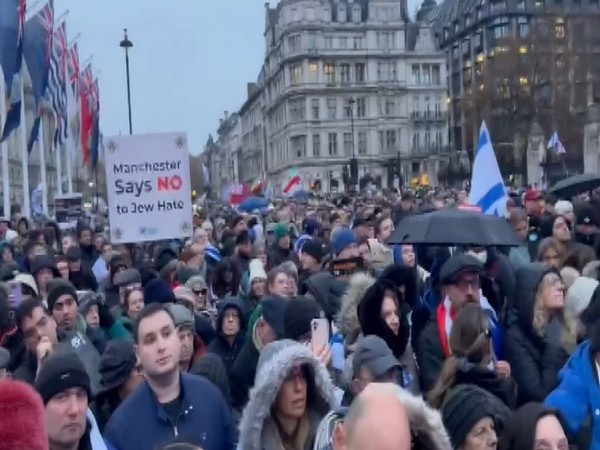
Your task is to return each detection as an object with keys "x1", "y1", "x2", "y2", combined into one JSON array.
[
  {"x1": 104, "y1": 373, "x2": 236, "y2": 450},
  {"x1": 546, "y1": 341, "x2": 600, "y2": 450}
]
